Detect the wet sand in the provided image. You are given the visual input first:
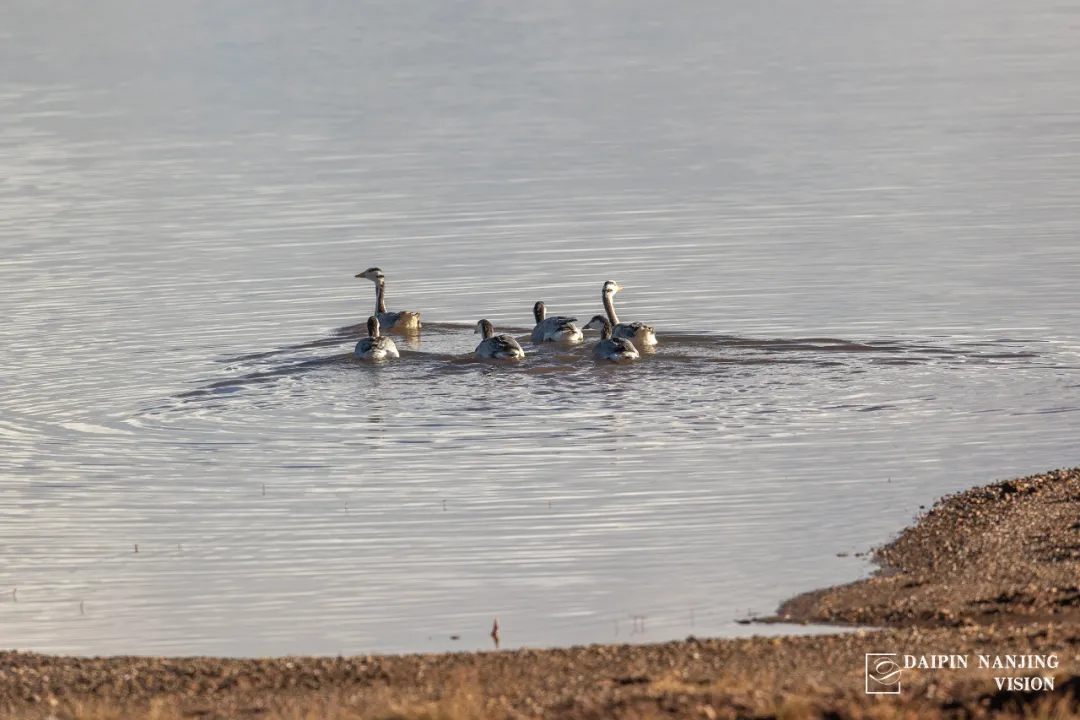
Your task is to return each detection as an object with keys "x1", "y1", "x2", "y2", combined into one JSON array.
[{"x1": 5, "y1": 467, "x2": 1080, "y2": 719}]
